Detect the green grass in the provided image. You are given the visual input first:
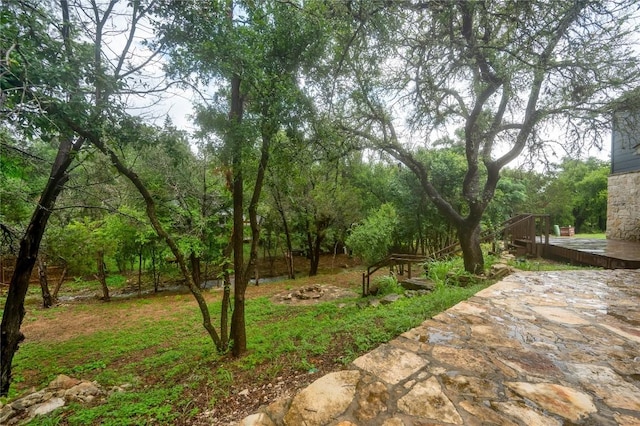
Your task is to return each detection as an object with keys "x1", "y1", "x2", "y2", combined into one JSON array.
[
  {"x1": 5, "y1": 252, "x2": 593, "y2": 424},
  {"x1": 573, "y1": 233, "x2": 606, "y2": 239},
  {"x1": 62, "y1": 274, "x2": 128, "y2": 293},
  {"x1": 29, "y1": 387, "x2": 185, "y2": 426},
  {"x1": 5, "y1": 266, "x2": 488, "y2": 424}
]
